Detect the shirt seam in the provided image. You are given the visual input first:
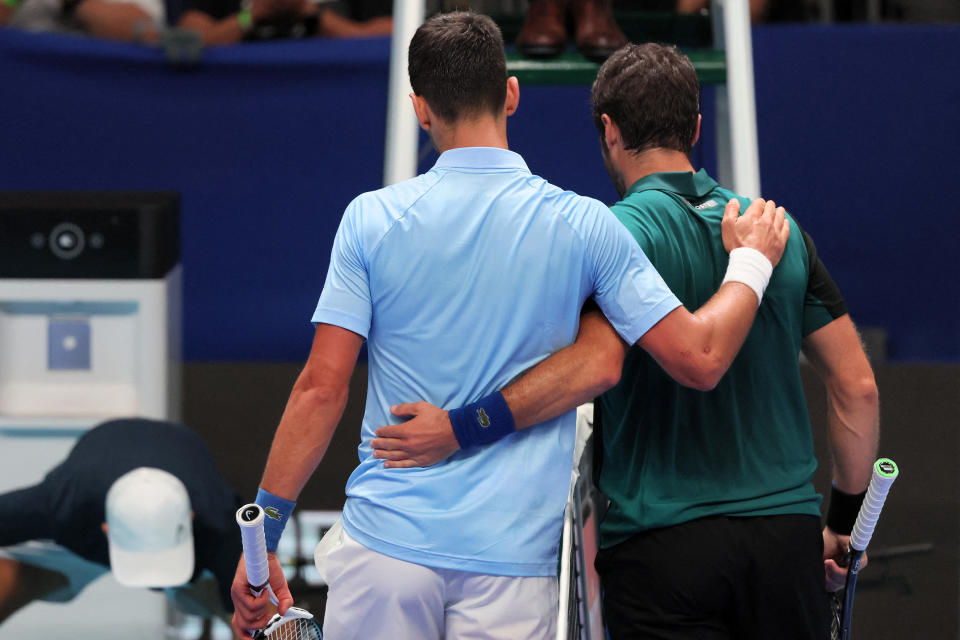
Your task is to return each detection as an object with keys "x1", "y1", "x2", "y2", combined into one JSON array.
[{"x1": 364, "y1": 173, "x2": 446, "y2": 259}]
